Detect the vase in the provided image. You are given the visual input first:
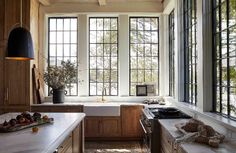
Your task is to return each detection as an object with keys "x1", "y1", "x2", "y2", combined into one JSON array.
[{"x1": 52, "y1": 88, "x2": 67, "y2": 103}]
